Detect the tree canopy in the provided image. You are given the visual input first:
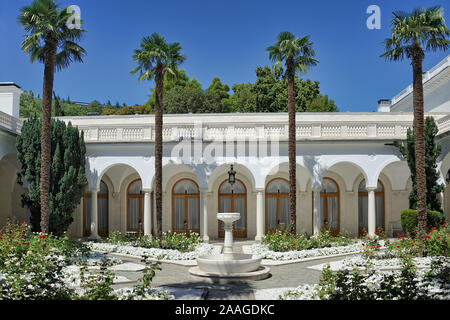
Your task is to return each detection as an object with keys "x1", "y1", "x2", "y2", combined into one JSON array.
[{"x1": 19, "y1": 67, "x2": 339, "y2": 117}]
